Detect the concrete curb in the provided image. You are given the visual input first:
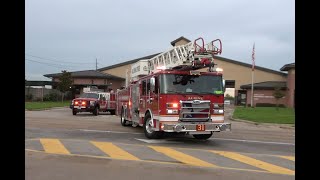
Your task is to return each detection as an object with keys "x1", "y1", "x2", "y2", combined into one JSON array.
[
  {"x1": 229, "y1": 117, "x2": 295, "y2": 130},
  {"x1": 25, "y1": 106, "x2": 69, "y2": 111}
]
